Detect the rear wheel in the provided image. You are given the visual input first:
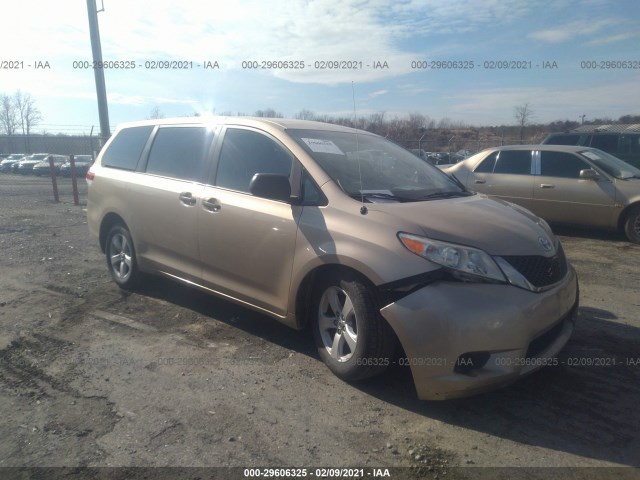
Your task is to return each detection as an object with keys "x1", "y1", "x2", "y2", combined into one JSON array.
[
  {"x1": 312, "y1": 273, "x2": 396, "y2": 381},
  {"x1": 105, "y1": 225, "x2": 141, "y2": 290},
  {"x1": 624, "y1": 207, "x2": 640, "y2": 243}
]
